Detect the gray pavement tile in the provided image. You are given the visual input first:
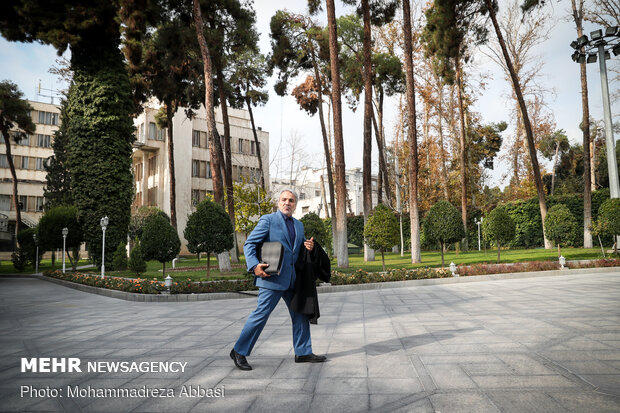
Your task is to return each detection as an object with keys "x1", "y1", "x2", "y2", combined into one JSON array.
[
  {"x1": 423, "y1": 364, "x2": 478, "y2": 390},
  {"x1": 485, "y1": 391, "x2": 570, "y2": 413},
  {"x1": 190, "y1": 394, "x2": 257, "y2": 413},
  {"x1": 548, "y1": 391, "x2": 620, "y2": 412},
  {"x1": 471, "y1": 375, "x2": 580, "y2": 389},
  {"x1": 429, "y1": 392, "x2": 500, "y2": 413},
  {"x1": 369, "y1": 394, "x2": 434, "y2": 413},
  {"x1": 314, "y1": 377, "x2": 368, "y2": 394},
  {"x1": 250, "y1": 393, "x2": 313, "y2": 412},
  {"x1": 308, "y1": 394, "x2": 370, "y2": 413},
  {"x1": 367, "y1": 378, "x2": 424, "y2": 394}
]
